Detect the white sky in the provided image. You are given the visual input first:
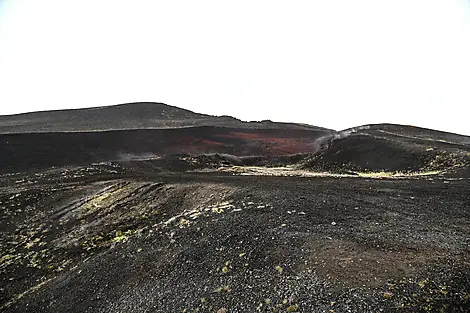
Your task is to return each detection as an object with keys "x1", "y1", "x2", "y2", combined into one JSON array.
[{"x1": 0, "y1": 1, "x2": 469, "y2": 135}]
